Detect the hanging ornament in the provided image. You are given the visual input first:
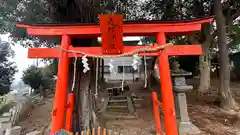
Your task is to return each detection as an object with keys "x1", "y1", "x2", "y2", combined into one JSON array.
[
  {"x1": 132, "y1": 54, "x2": 140, "y2": 71},
  {"x1": 82, "y1": 55, "x2": 90, "y2": 73},
  {"x1": 108, "y1": 59, "x2": 116, "y2": 75},
  {"x1": 95, "y1": 58, "x2": 99, "y2": 98},
  {"x1": 121, "y1": 59, "x2": 125, "y2": 91},
  {"x1": 144, "y1": 55, "x2": 147, "y2": 88}
]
